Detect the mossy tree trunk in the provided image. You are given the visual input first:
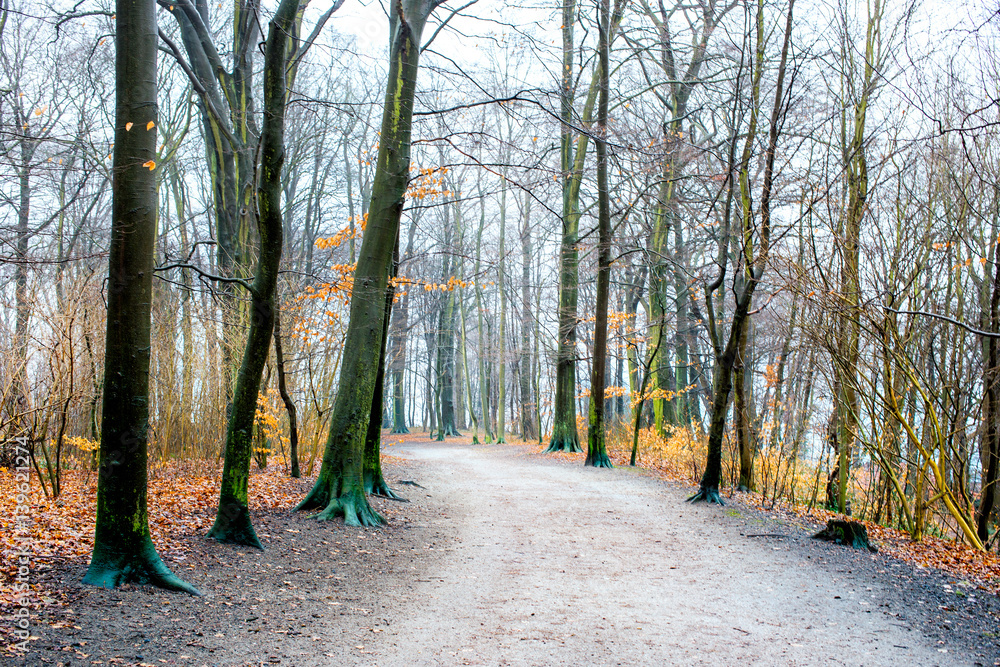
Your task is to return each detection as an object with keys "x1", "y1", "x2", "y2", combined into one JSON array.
[
  {"x1": 83, "y1": 0, "x2": 197, "y2": 595},
  {"x1": 586, "y1": 0, "x2": 612, "y2": 469},
  {"x1": 297, "y1": 0, "x2": 437, "y2": 525},
  {"x1": 830, "y1": 0, "x2": 882, "y2": 515},
  {"x1": 734, "y1": 322, "x2": 754, "y2": 492},
  {"x1": 548, "y1": 0, "x2": 625, "y2": 453},
  {"x1": 549, "y1": 0, "x2": 582, "y2": 453},
  {"x1": 690, "y1": 0, "x2": 794, "y2": 505},
  {"x1": 206, "y1": 0, "x2": 300, "y2": 548}
]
